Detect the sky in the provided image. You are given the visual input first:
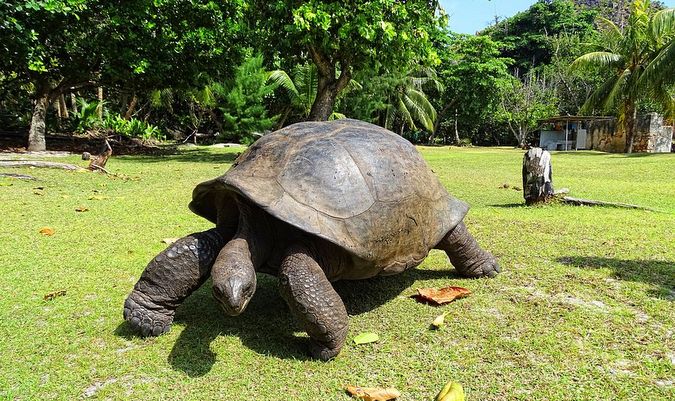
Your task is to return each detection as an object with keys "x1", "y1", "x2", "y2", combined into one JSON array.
[{"x1": 440, "y1": 0, "x2": 675, "y2": 34}]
